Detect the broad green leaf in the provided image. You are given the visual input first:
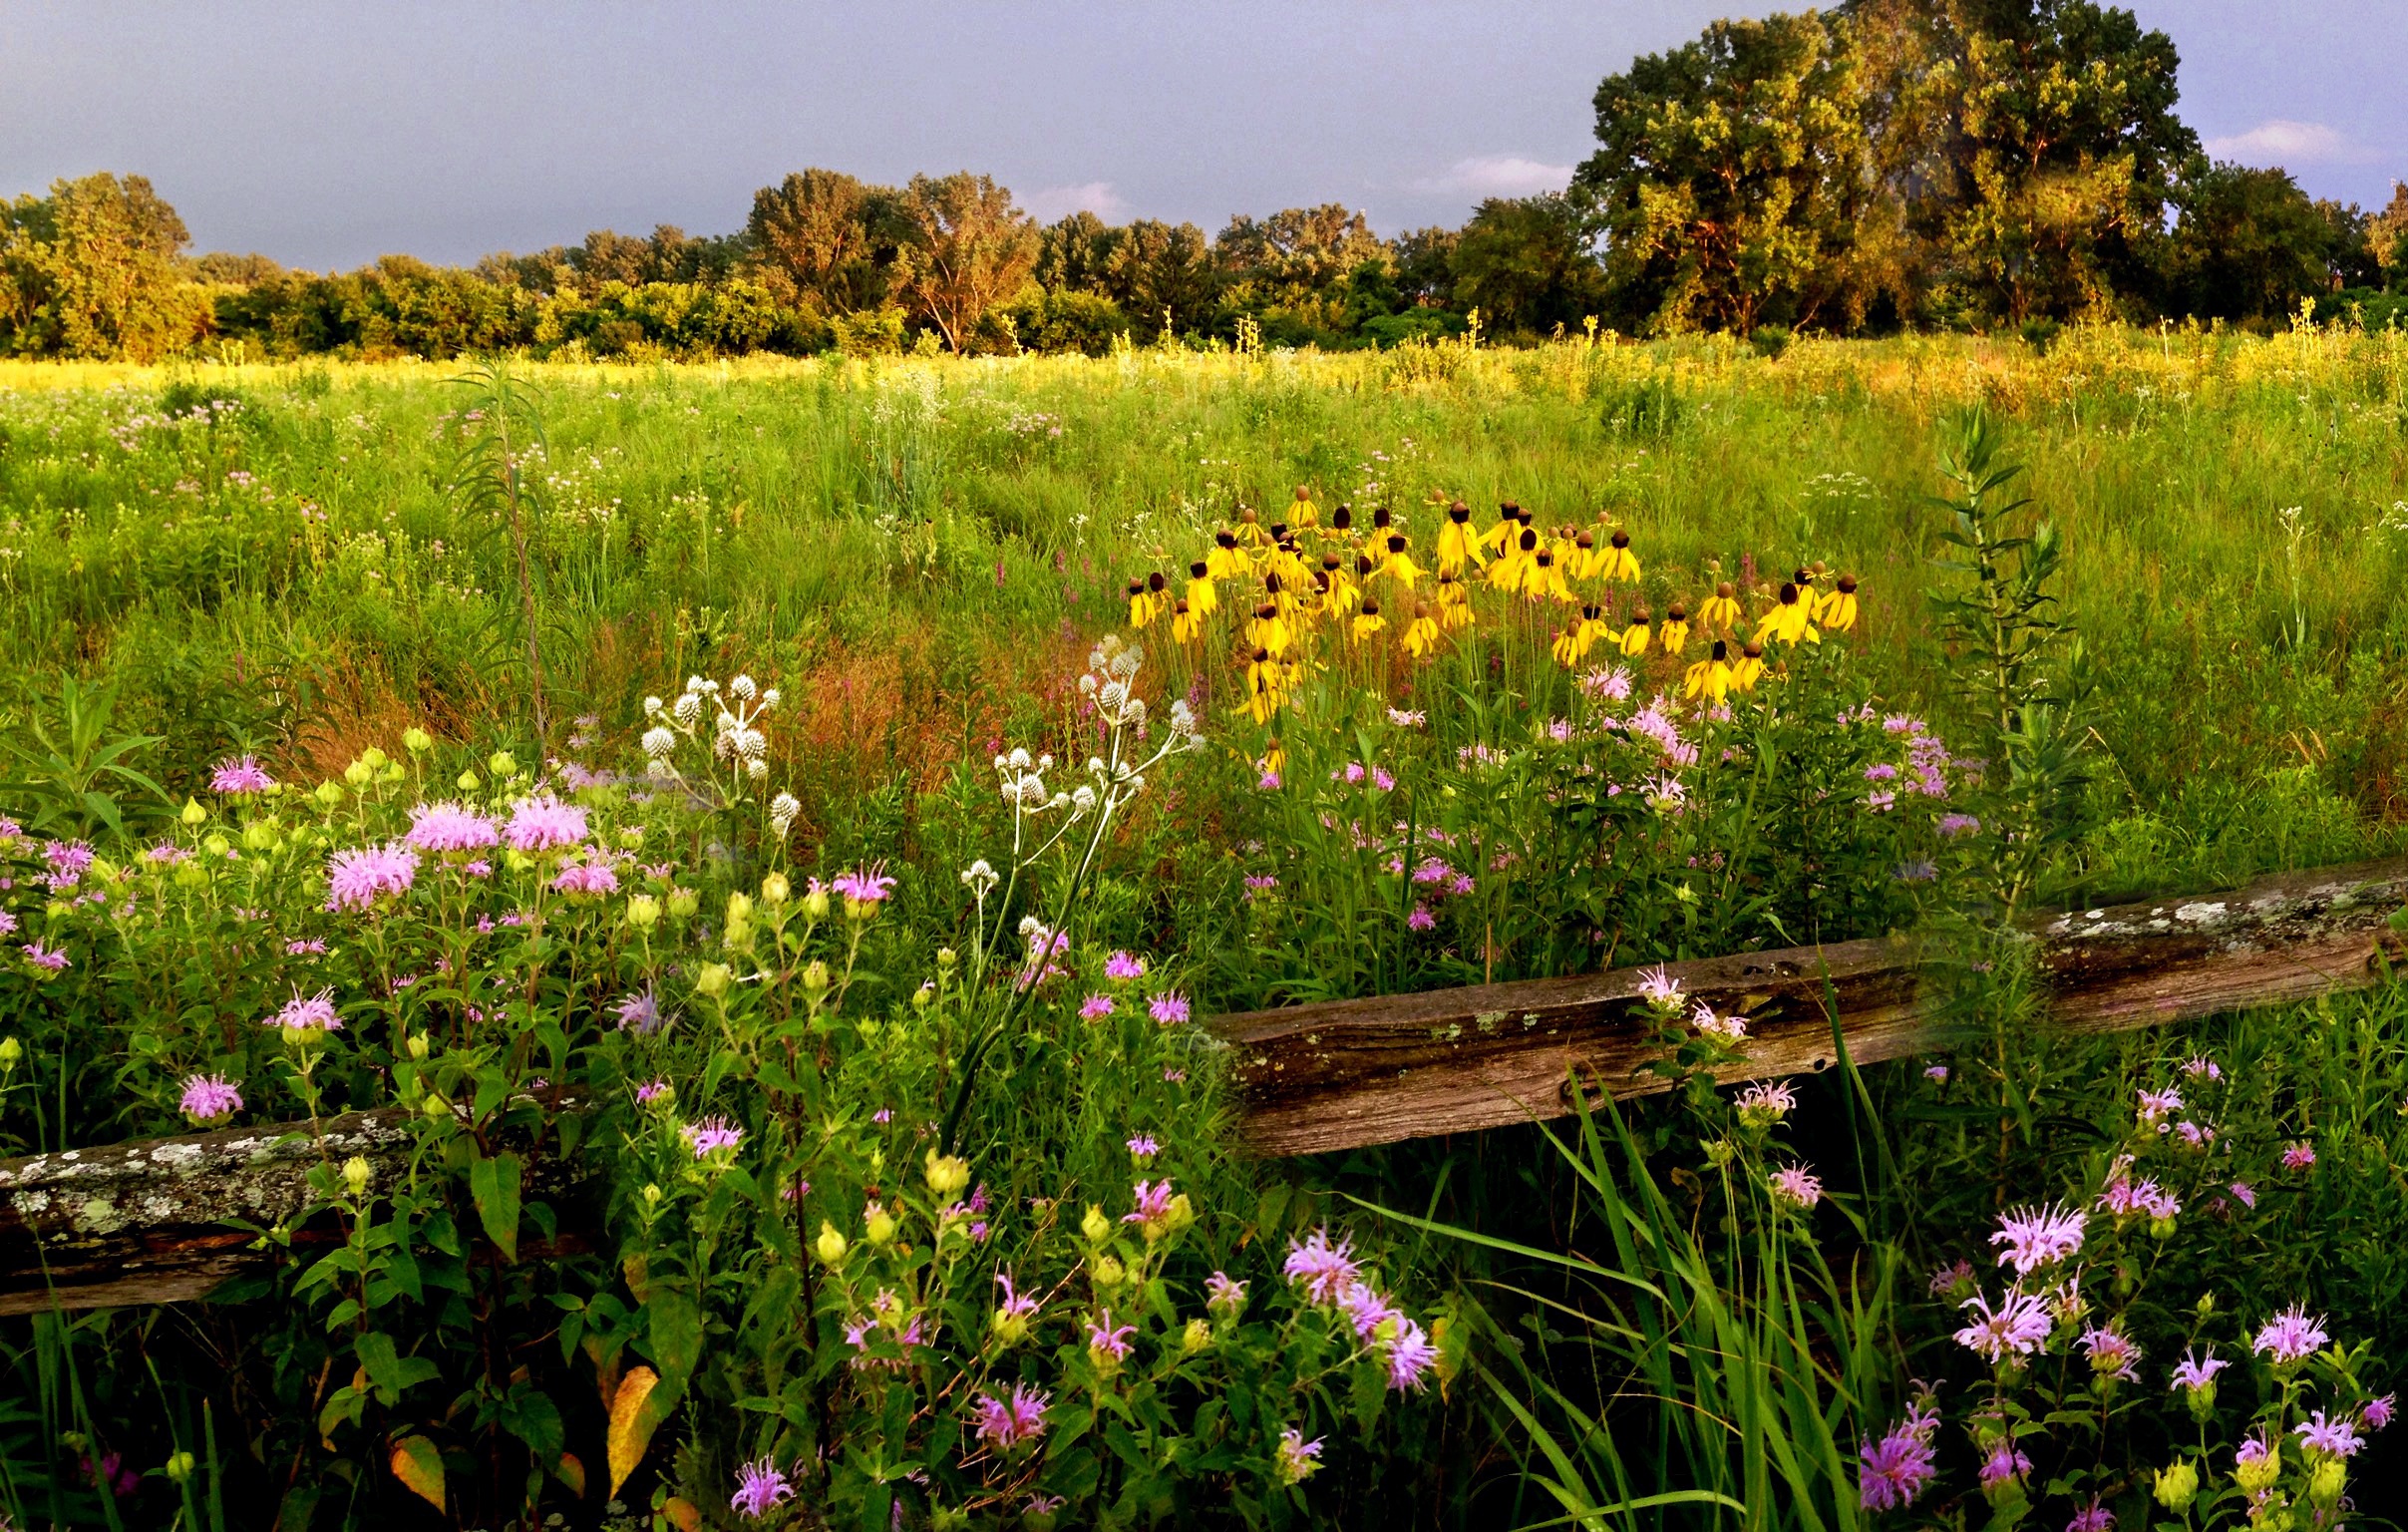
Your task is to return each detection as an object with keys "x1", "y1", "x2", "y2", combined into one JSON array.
[{"x1": 469, "y1": 1150, "x2": 523, "y2": 1264}]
